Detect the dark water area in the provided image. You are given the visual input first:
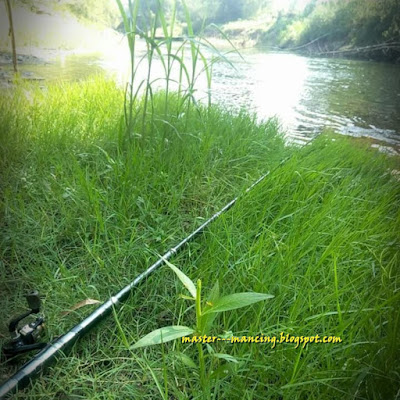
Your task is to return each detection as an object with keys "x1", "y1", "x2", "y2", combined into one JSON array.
[{"x1": 3, "y1": 45, "x2": 400, "y2": 149}]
